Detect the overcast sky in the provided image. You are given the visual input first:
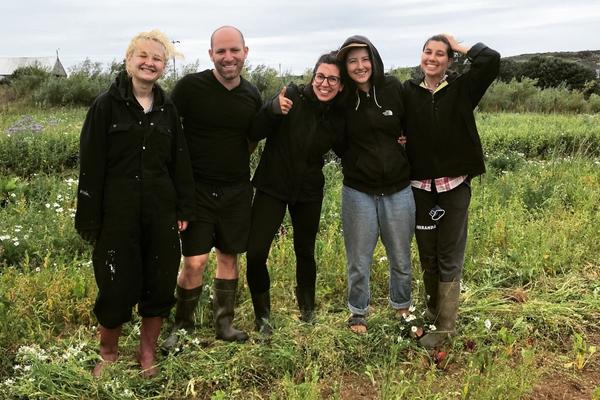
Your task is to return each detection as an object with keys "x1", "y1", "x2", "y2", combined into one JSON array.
[{"x1": 2, "y1": 0, "x2": 600, "y2": 74}]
